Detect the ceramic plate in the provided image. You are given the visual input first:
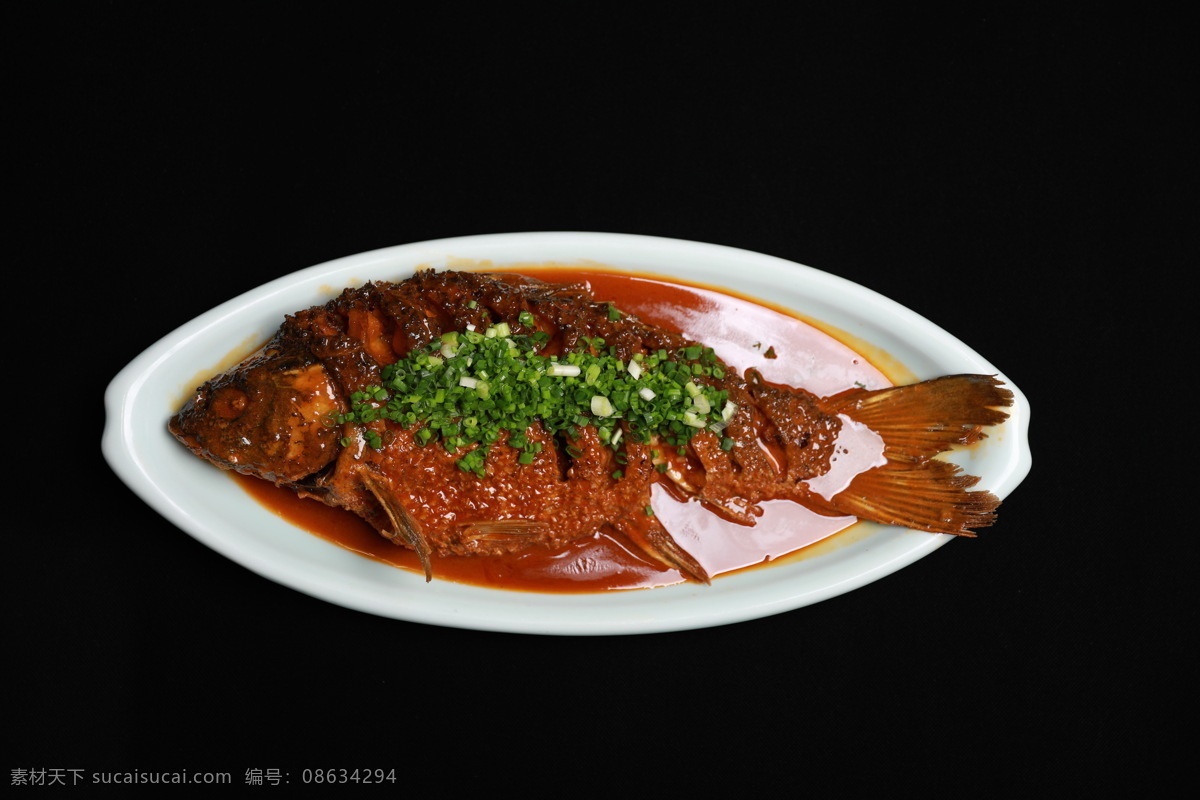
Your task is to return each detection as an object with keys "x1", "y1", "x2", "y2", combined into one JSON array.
[{"x1": 102, "y1": 232, "x2": 1031, "y2": 634}]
